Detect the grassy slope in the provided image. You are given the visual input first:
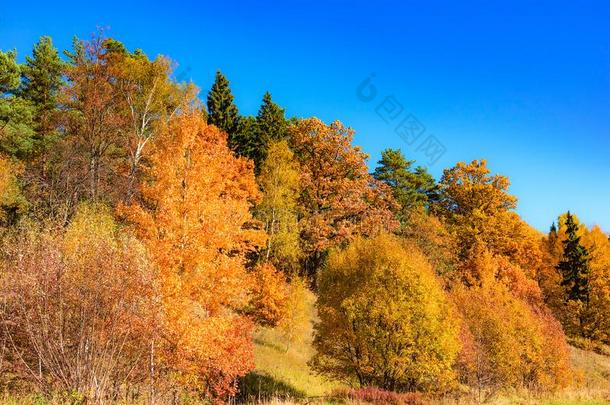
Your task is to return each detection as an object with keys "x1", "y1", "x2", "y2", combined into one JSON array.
[
  {"x1": 238, "y1": 289, "x2": 343, "y2": 402},
  {"x1": 544, "y1": 346, "x2": 610, "y2": 404},
  {"x1": 241, "y1": 288, "x2": 610, "y2": 404}
]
